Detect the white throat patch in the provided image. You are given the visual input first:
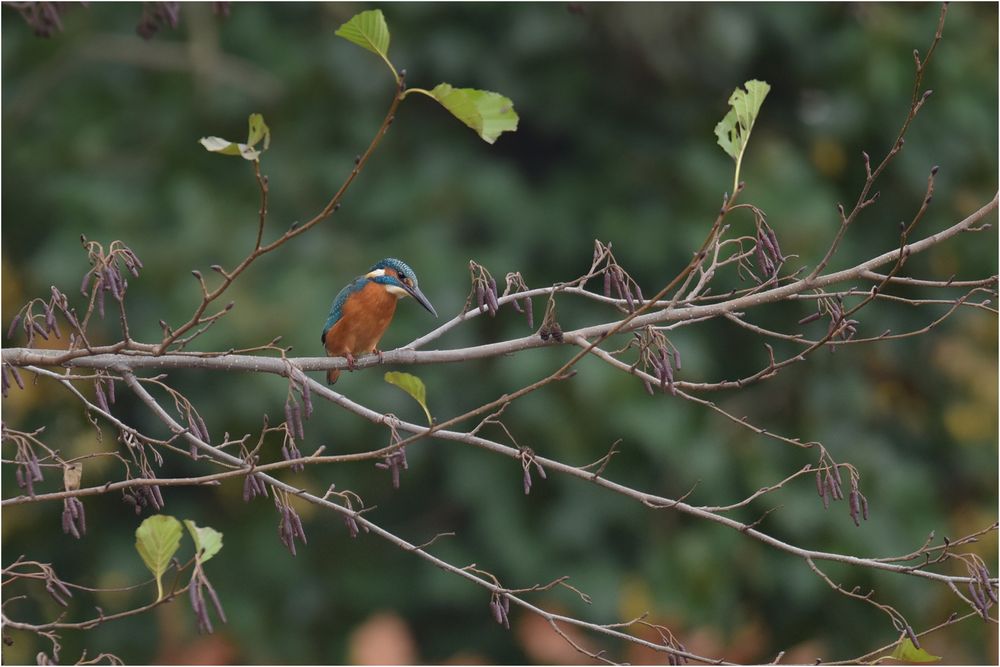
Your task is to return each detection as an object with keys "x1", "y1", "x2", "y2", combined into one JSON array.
[{"x1": 385, "y1": 284, "x2": 409, "y2": 297}]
